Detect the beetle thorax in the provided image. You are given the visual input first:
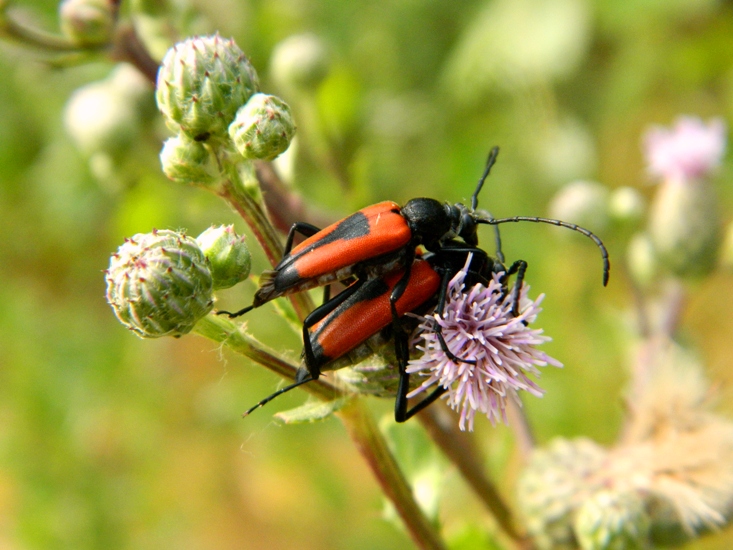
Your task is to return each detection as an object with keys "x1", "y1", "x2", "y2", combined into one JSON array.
[{"x1": 401, "y1": 198, "x2": 453, "y2": 249}]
